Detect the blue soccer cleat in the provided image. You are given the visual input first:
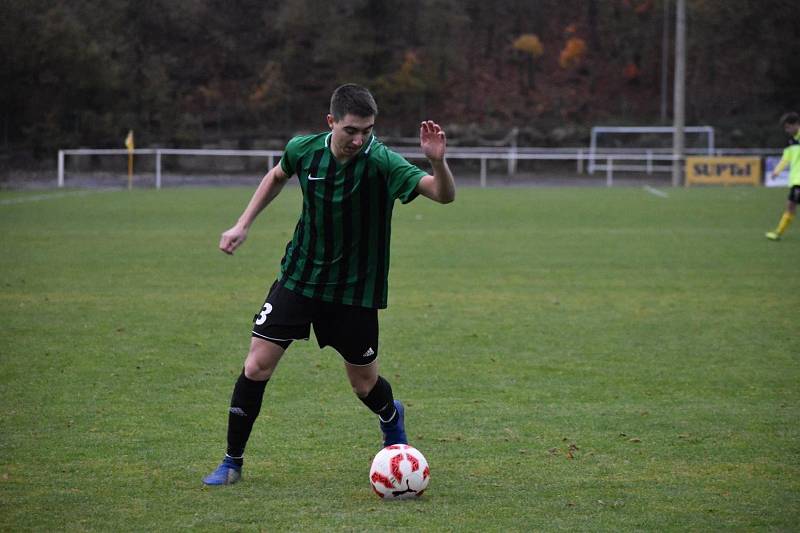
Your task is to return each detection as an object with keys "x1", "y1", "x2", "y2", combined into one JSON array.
[
  {"x1": 202, "y1": 457, "x2": 242, "y2": 486},
  {"x1": 380, "y1": 400, "x2": 408, "y2": 447}
]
